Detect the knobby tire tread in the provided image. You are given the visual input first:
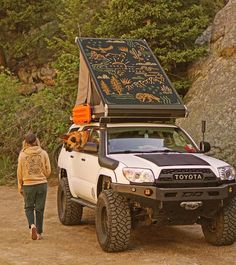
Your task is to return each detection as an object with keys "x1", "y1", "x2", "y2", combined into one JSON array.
[
  {"x1": 202, "y1": 197, "x2": 236, "y2": 245},
  {"x1": 57, "y1": 178, "x2": 83, "y2": 225},
  {"x1": 96, "y1": 190, "x2": 131, "y2": 252}
]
